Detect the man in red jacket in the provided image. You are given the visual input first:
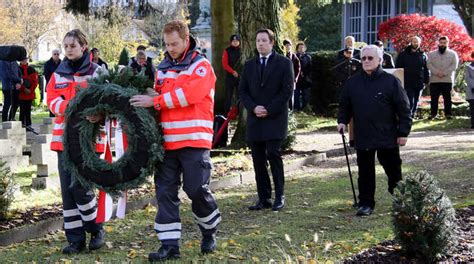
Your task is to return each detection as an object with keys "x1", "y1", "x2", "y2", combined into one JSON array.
[{"x1": 130, "y1": 20, "x2": 220, "y2": 261}]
